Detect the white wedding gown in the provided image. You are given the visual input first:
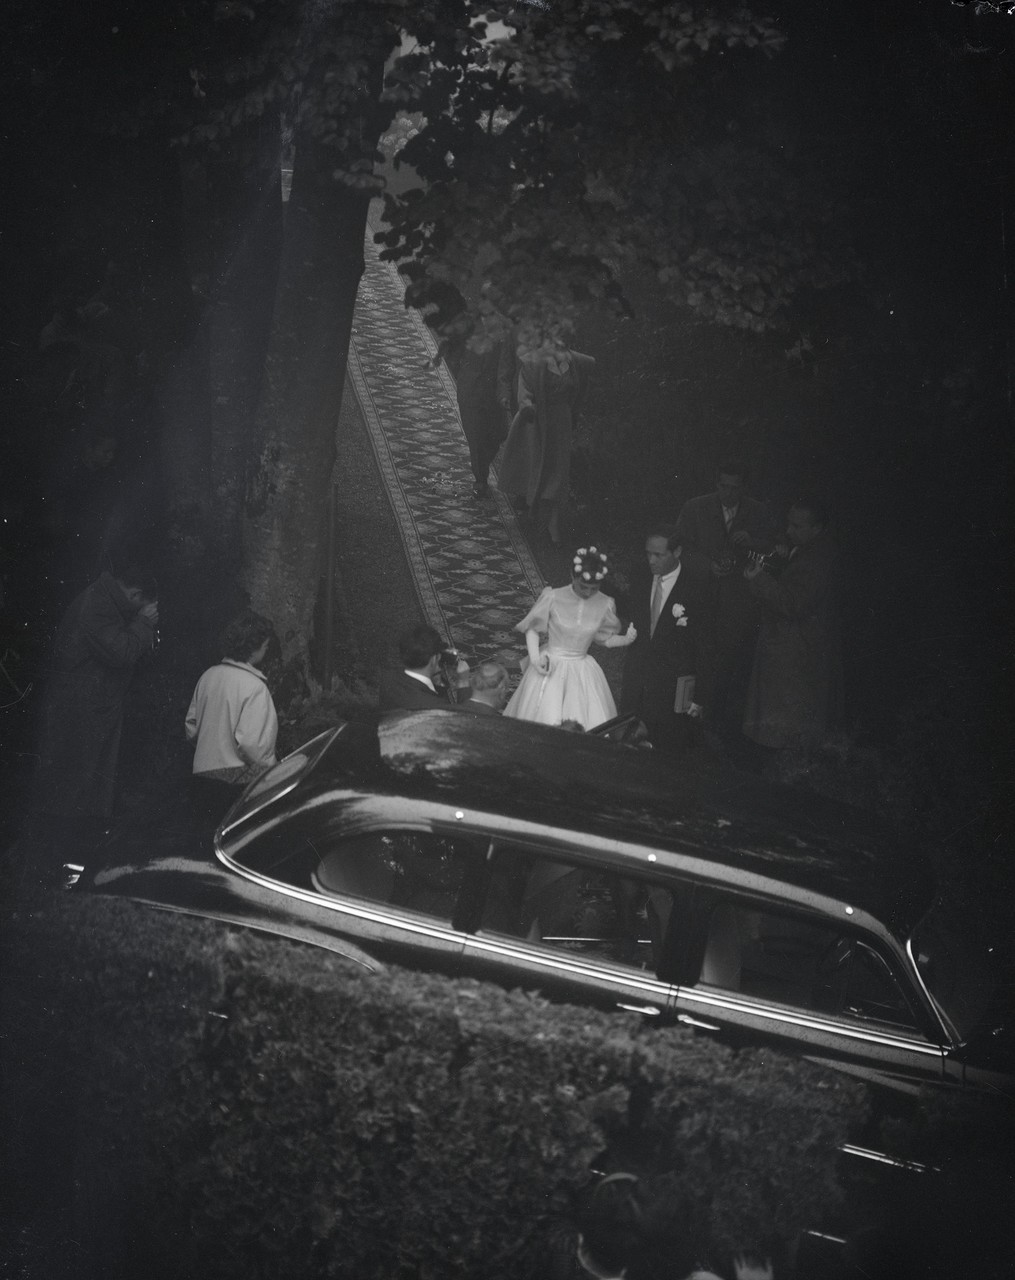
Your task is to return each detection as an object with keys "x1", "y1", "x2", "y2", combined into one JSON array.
[{"x1": 503, "y1": 585, "x2": 620, "y2": 730}]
